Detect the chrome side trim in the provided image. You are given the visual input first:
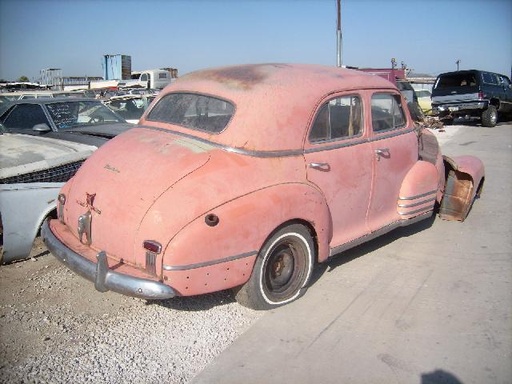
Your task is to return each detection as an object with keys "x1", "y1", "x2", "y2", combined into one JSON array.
[
  {"x1": 398, "y1": 189, "x2": 438, "y2": 201},
  {"x1": 329, "y1": 212, "x2": 432, "y2": 257},
  {"x1": 138, "y1": 125, "x2": 416, "y2": 158},
  {"x1": 138, "y1": 126, "x2": 303, "y2": 158},
  {"x1": 41, "y1": 220, "x2": 175, "y2": 300},
  {"x1": 163, "y1": 250, "x2": 257, "y2": 271},
  {"x1": 398, "y1": 197, "x2": 436, "y2": 209}
]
